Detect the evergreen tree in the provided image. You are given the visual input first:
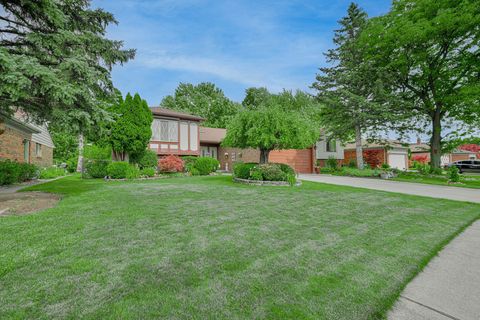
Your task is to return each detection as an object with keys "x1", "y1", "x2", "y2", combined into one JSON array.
[
  {"x1": 109, "y1": 93, "x2": 153, "y2": 162},
  {"x1": 312, "y1": 3, "x2": 388, "y2": 169}
]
